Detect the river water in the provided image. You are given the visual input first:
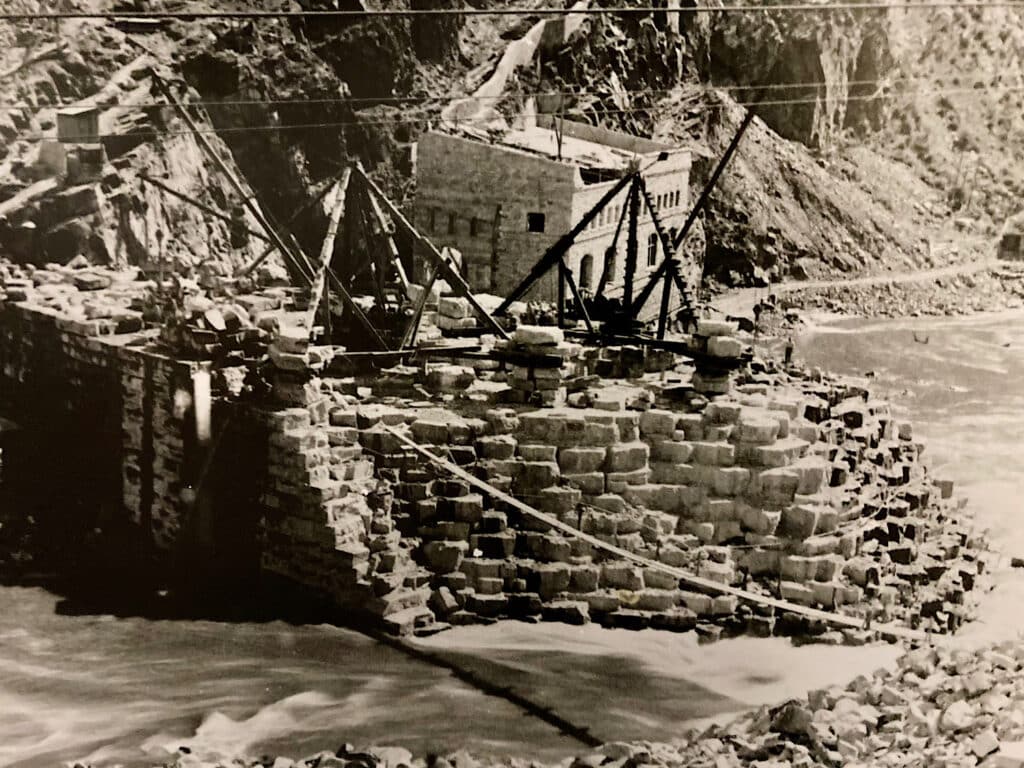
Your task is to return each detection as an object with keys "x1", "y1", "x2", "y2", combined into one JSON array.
[{"x1": 2, "y1": 311, "x2": 1024, "y2": 768}]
